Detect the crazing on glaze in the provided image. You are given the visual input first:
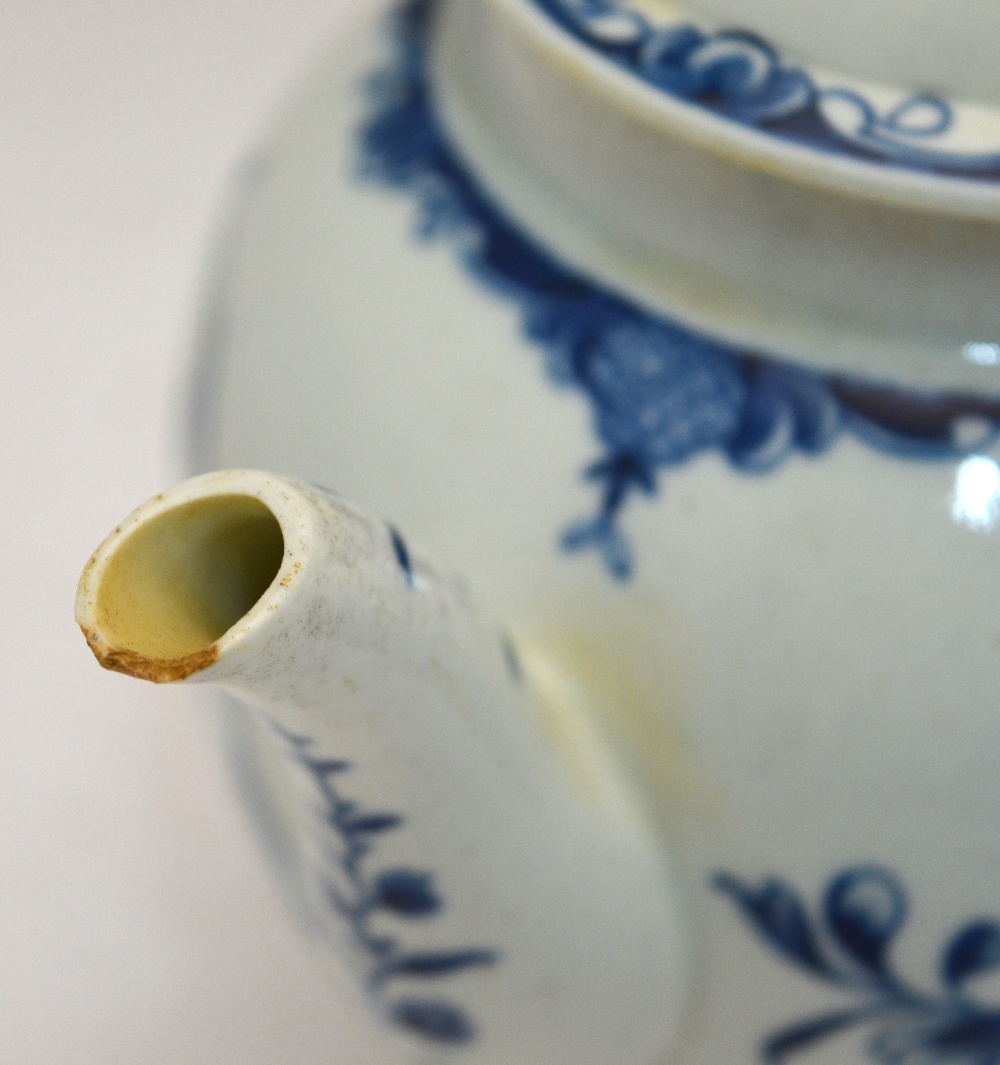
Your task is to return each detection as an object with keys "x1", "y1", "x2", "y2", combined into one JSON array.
[
  {"x1": 533, "y1": 0, "x2": 1000, "y2": 179},
  {"x1": 716, "y1": 867, "x2": 1000, "y2": 1065},
  {"x1": 358, "y1": 0, "x2": 1000, "y2": 579},
  {"x1": 276, "y1": 724, "x2": 500, "y2": 1045}
]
